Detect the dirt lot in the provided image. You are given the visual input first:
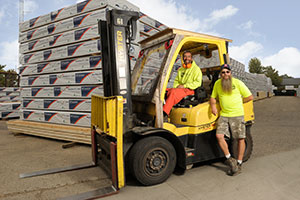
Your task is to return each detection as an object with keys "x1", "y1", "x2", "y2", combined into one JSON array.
[
  {"x1": 1, "y1": 96, "x2": 300, "y2": 200},
  {"x1": 251, "y1": 96, "x2": 300, "y2": 157}
]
